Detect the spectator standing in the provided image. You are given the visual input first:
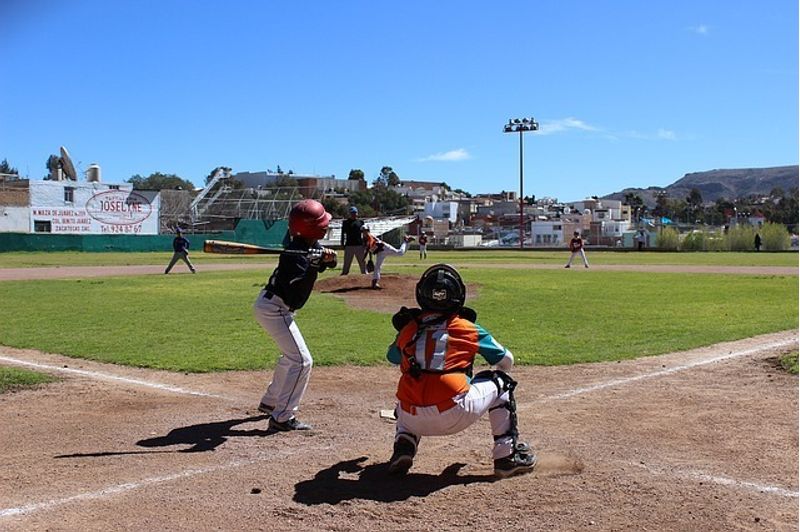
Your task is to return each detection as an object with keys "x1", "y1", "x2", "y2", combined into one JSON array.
[
  {"x1": 636, "y1": 229, "x2": 647, "y2": 251},
  {"x1": 754, "y1": 232, "x2": 762, "y2": 252},
  {"x1": 340, "y1": 206, "x2": 366, "y2": 275}
]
